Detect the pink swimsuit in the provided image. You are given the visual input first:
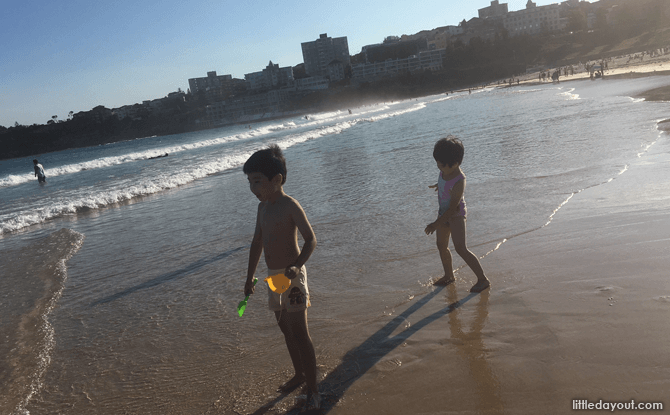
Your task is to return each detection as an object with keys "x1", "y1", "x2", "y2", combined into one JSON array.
[{"x1": 437, "y1": 172, "x2": 466, "y2": 218}]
